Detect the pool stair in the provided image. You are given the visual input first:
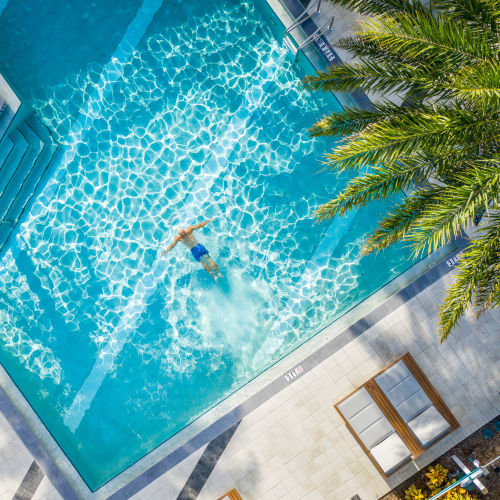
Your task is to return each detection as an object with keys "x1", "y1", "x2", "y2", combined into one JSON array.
[
  {"x1": 0, "y1": 111, "x2": 60, "y2": 256},
  {"x1": 283, "y1": 0, "x2": 321, "y2": 38},
  {"x1": 0, "y1": 97, "x2": 16, "y2": 141}
]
